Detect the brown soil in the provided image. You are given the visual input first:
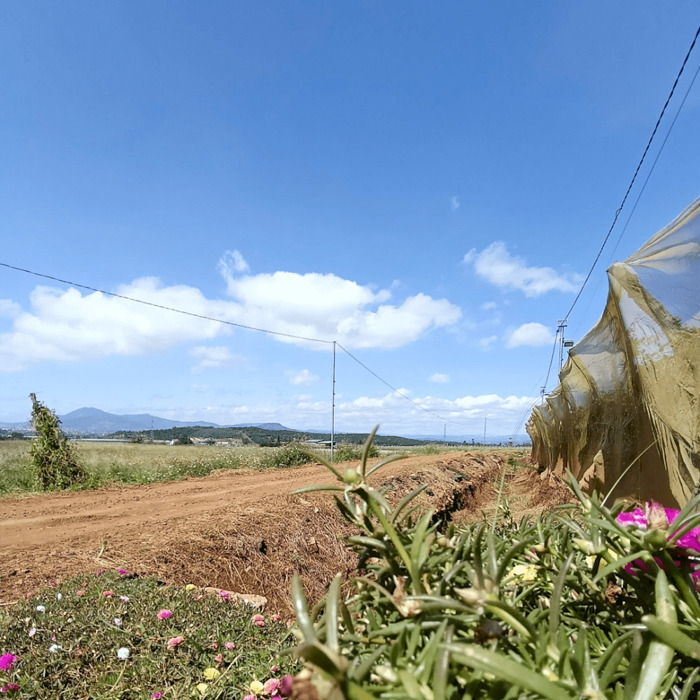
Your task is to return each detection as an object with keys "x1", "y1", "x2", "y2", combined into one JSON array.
[{"x1": 0, "y1": 451, "x2": 568, "y2": 612}]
